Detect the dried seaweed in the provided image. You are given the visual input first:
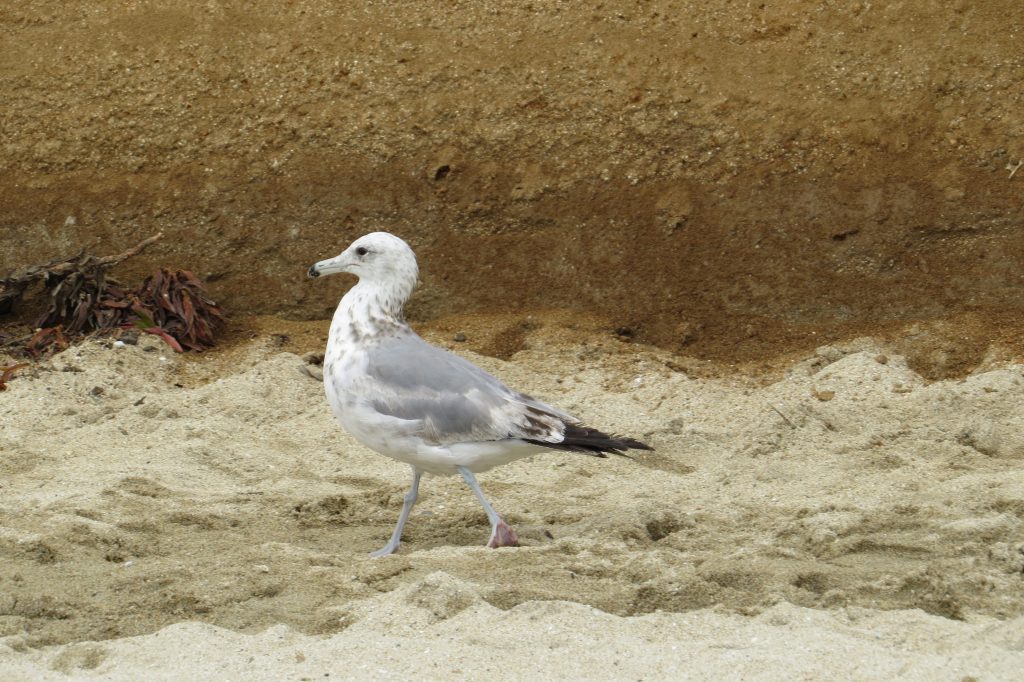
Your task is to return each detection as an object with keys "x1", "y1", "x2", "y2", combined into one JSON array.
[
  {"x1": 25, "y1": 326, "x2": 69, "y2": 358},
  {"x1": 0, "y1": 362, "x2": 28, "y2": 391},
  {"x1": 1, "y1": 233, "x2": 226, "y2": 358},
  {"x1": 130, "y1": 269, "x2": 226, "y2": 351}
]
